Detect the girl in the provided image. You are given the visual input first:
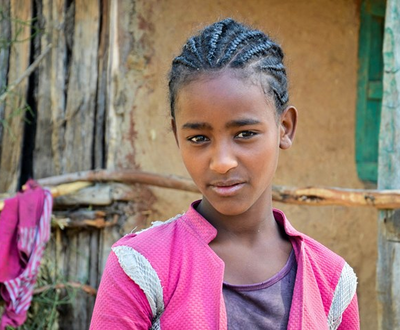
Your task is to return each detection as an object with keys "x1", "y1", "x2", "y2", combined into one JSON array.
[{"x1": 90, "y1": 19, "x2": 359, "y2": 329}]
